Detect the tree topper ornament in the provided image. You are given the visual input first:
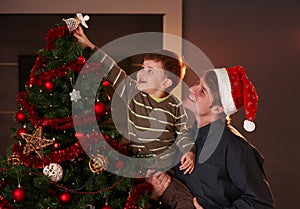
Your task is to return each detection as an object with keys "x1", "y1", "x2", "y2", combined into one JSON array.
[{"x1": 63, "y1": 13, "x2": 90, "y2": 32}]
